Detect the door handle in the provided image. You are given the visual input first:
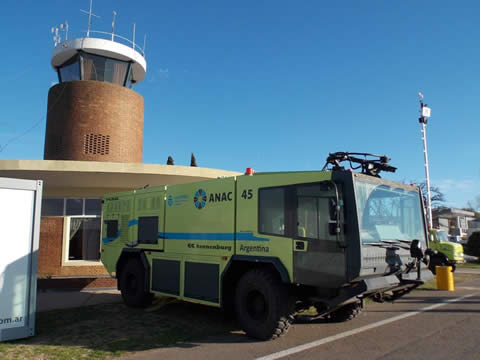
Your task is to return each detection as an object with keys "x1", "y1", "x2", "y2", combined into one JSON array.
[{"x1": 294, "y1": 240, "x2": 307, "y2": 251}]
